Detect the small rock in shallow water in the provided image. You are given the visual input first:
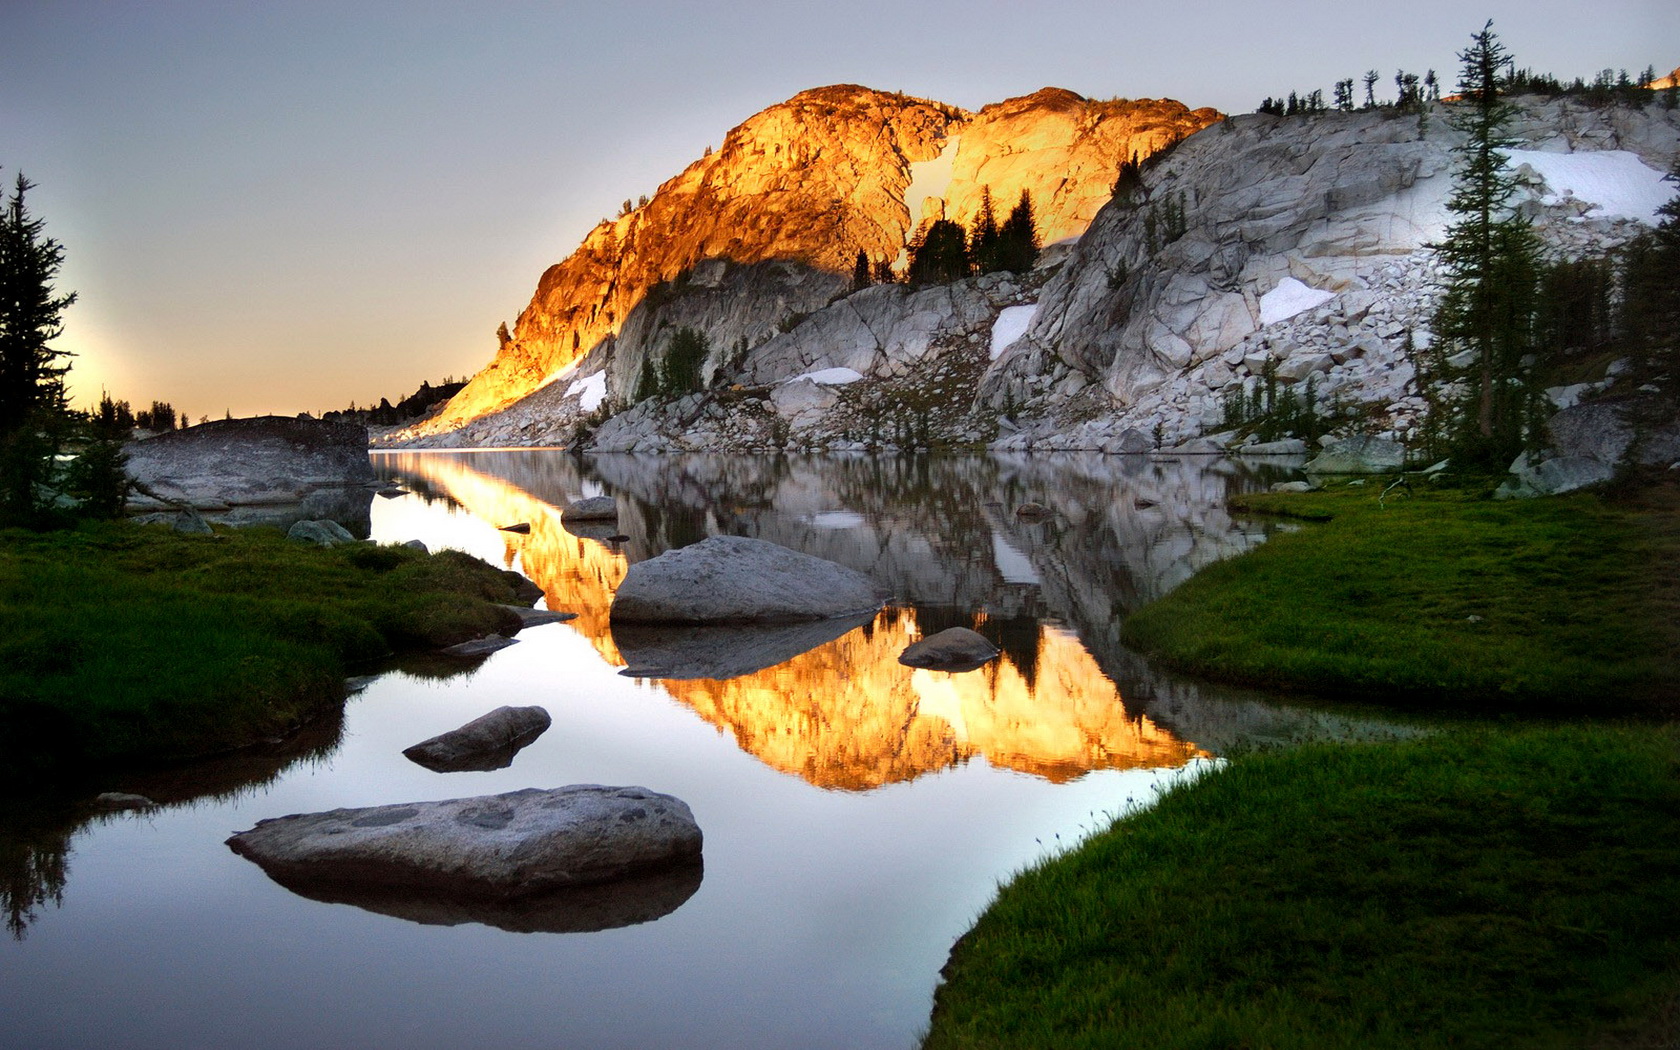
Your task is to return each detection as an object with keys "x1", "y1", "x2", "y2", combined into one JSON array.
[
  {"x1": 403, "y1": 705, "x2": 552, "y2": 772},
  {"x1": 899, "y1": 627, "x2": 1001, "y2": 672},
  {"x1": 93, "y1": 792, "x2": 157, "y2": 811},
  {"x1": 440, "y1": 634, "x2": 518, "y2": 658}
]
